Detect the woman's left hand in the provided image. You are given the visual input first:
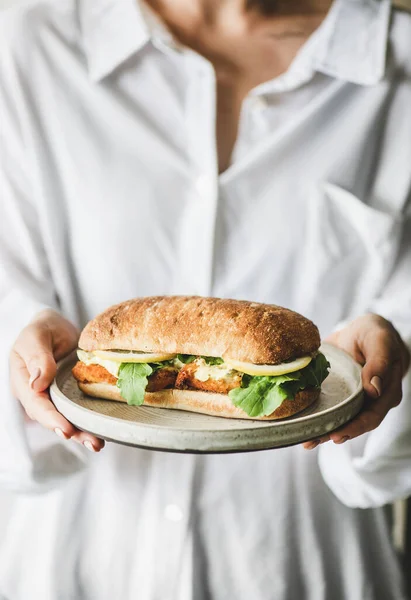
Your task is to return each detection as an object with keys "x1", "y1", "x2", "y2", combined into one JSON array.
[{"x1": 304, "y1": 314, "x2": 410, "y2": 450}]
